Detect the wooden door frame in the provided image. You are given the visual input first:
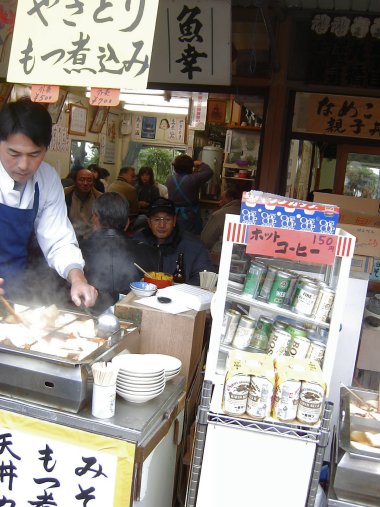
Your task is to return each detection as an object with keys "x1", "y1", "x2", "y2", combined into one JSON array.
[{"x1": 335, "y1": 144, "x2": 380, "y2": 194}]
